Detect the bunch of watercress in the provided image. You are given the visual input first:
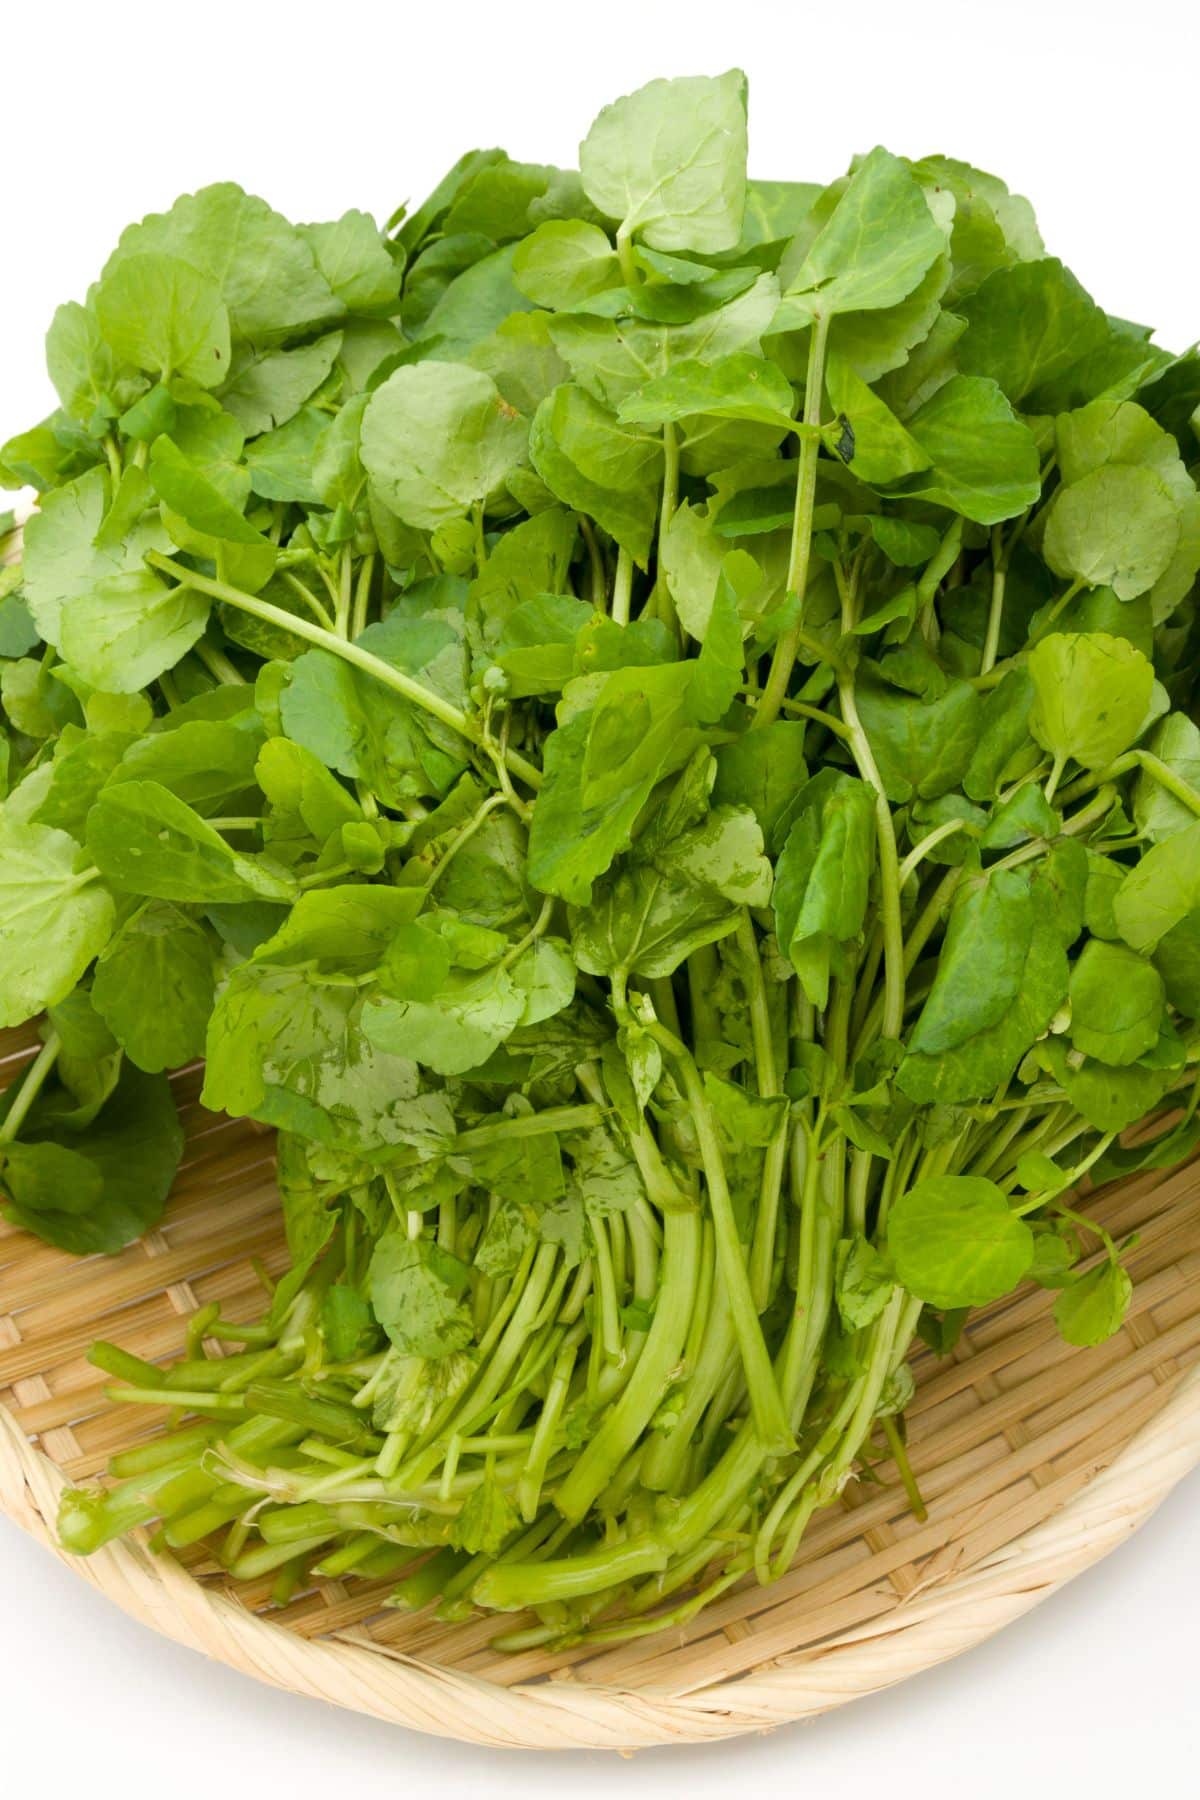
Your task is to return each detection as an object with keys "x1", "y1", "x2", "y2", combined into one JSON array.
[{"x1": 2, "y1": 70, "x2": 1199, "y2": 1644}]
